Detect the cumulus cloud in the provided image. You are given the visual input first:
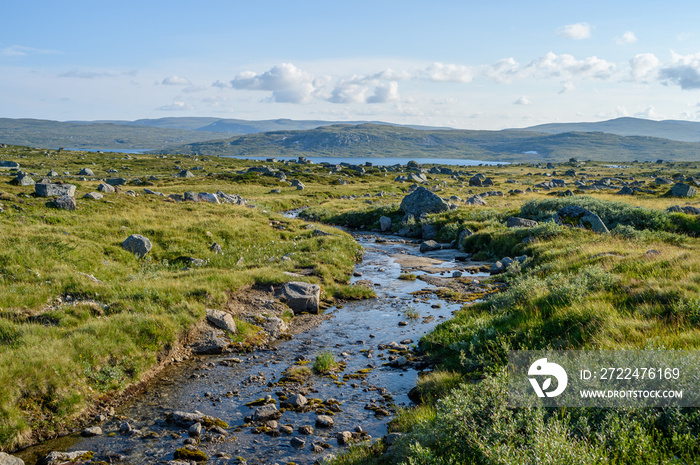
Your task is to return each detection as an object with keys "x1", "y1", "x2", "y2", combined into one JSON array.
[
  {"x1": 526, "y1": 52, "x2": 615, "y2": 80},
  {"x1": 421, "y1": 62, "x2": 474, "y2": 83},
  {"x1": 158, "y1": 101, "x2": 193, "y2": 111},
  {"x1": 481, "y1": 57, "x2": 520, "y2": 83},
  {"x1": 559, "y1": 81, "x2": 576, "y2": 94},
  {"x1": 659, "y1": 51, "x2": 700, "y2": 89},
  {"x1": 229, "y1": 63, "x2": 325, "y2": 103},
  {"x1": 367, "y1": 81, "x2": 400, "y2": 103},
  {"x1": 629, "y1": 53, "x2": 660, "y2": 82},
  {"x1": 556, "y1": 22, "x2": 592, "y2": 40},
  {"x1": 635, "y1": 106, "x2": 659, "y2": 119},
  {"x1": 161, "y1": 75, "x2": 190, "y2": 86},
  {"x1": 514, "y1": 96, "x2": 531, "y2": 105},
  {"x1": 212, "y1": 80, "x2": 230, "y2": 89},
  {"x1": 328, "y1": 76, "x2": 400, "y2": 104},
  {"x1": 613, "y1": 31, "x2": 637, "y2": 45}
]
